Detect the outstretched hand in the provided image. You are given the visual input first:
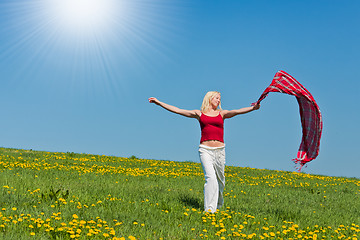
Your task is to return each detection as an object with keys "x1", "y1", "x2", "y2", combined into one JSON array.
[
  {"x1": 148, "y1": 97, "x2": 160, "y2": 105},
  {"x1": 253, "y1": 103, "x2": 260, "y2": 110}
]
